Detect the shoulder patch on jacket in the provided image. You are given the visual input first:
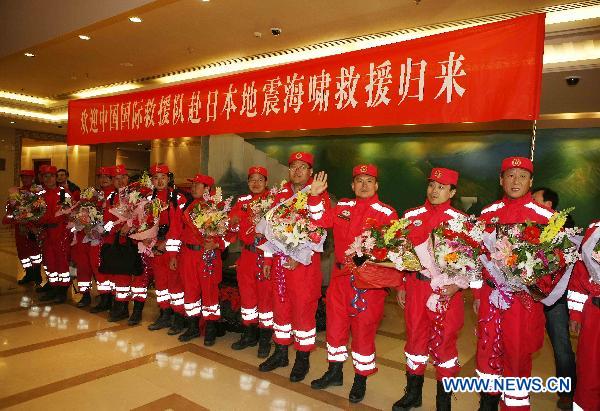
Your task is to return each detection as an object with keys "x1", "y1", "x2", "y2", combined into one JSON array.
[
  {"x1": 524, "y1": 202, "x2": 554, "y2": 219},
  {"x1": 371, "y1": 202, "x2": 393, "y2": 216},
  {"x1": 404, "y1": 207, "x2": 426, "y2": 219},
  {"x1": 481, "y1": 202, "x2": 504, "y2": 214}
]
